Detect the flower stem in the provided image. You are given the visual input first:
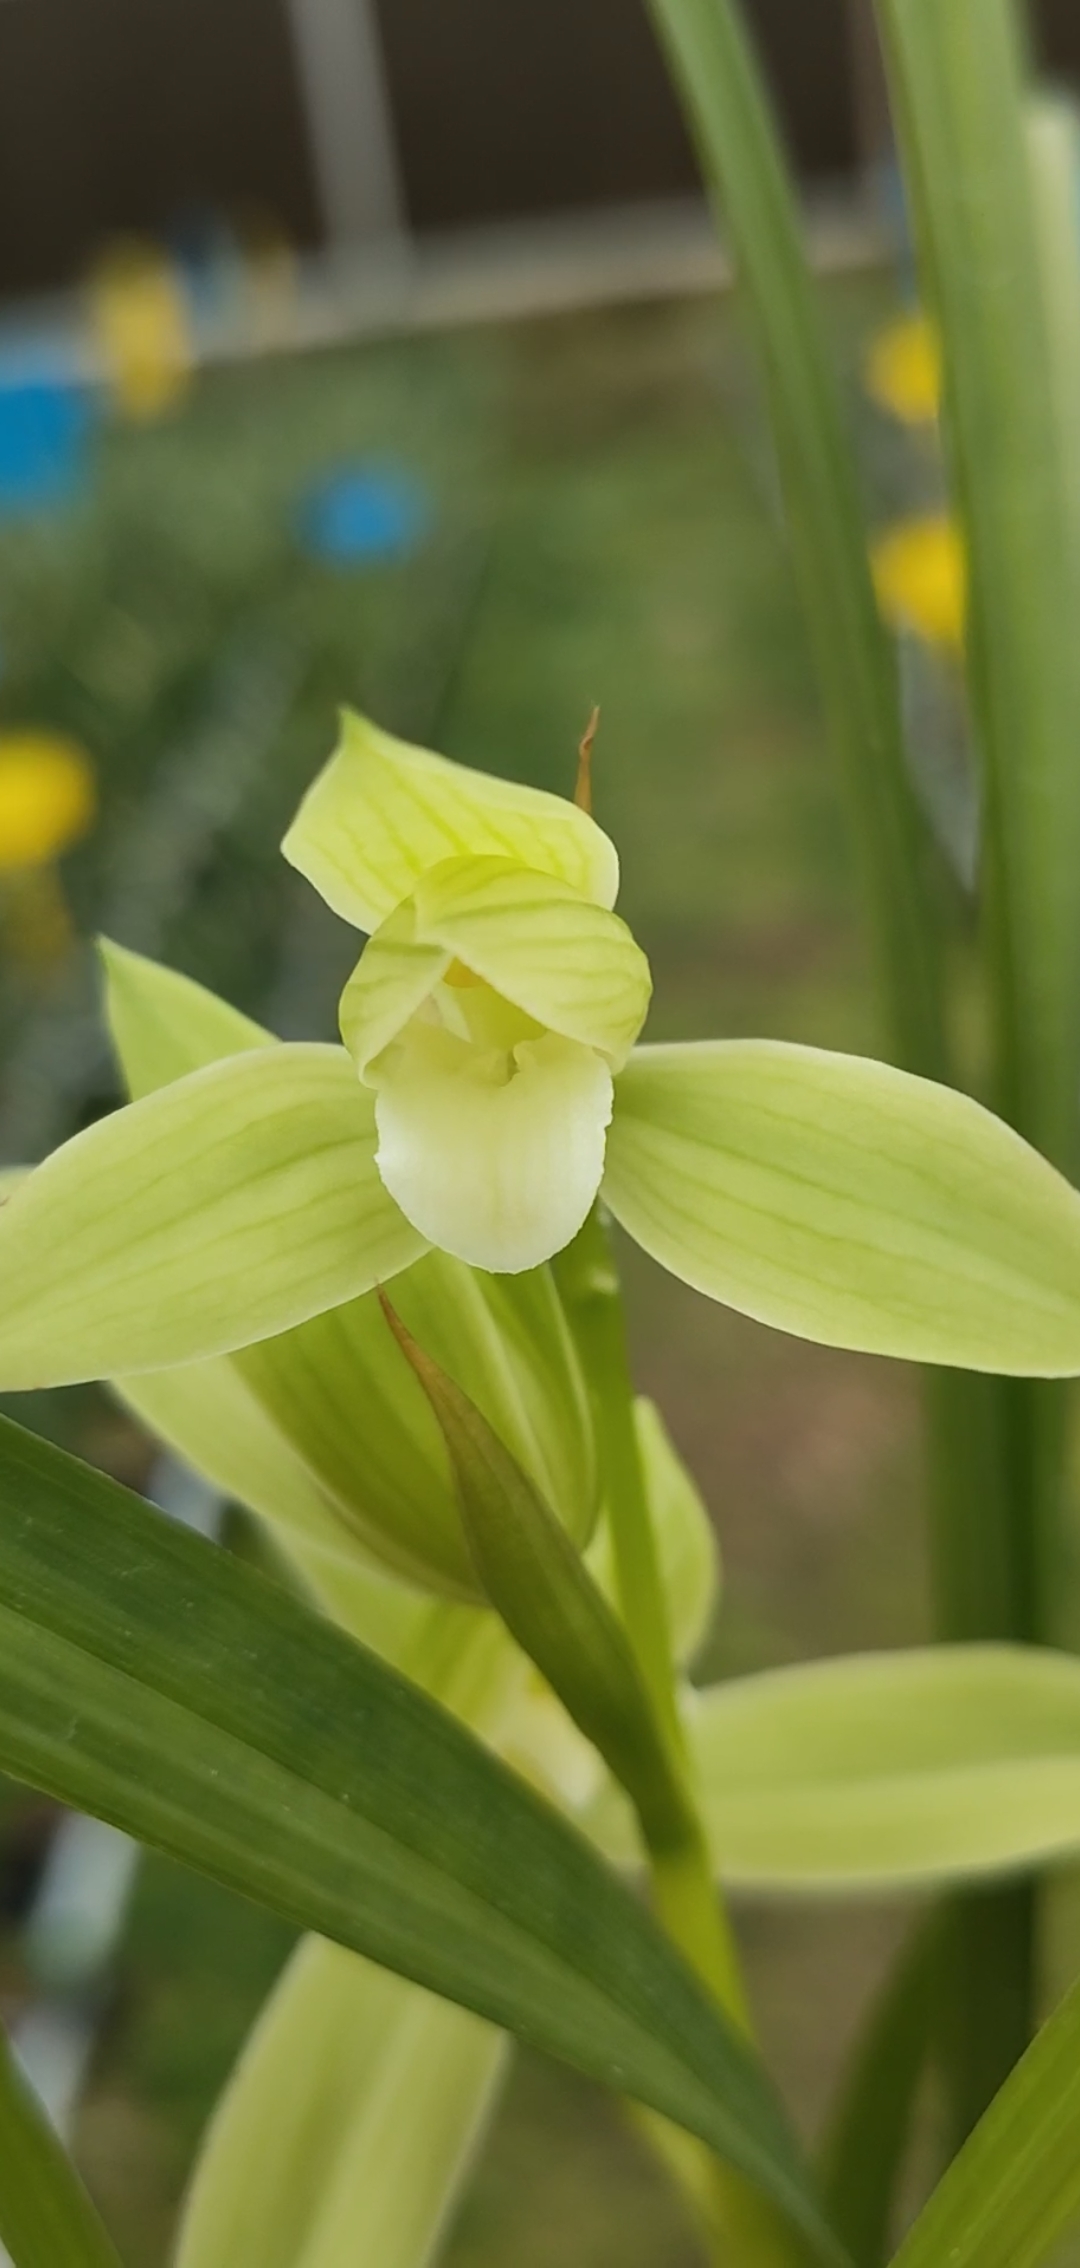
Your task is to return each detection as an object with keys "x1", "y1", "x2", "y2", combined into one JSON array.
[{"x1": 555, "y1": 1210, "x2": 807, "y2": 2265}]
